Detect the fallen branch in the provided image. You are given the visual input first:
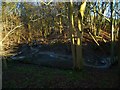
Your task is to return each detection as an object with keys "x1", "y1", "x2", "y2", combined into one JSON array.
[
  {"x1": 88, "y1": 31, "x2": 107, "y2": 55},
  {"x1": 88, "y1": 31, "x2": 100, "y2": 46}
]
